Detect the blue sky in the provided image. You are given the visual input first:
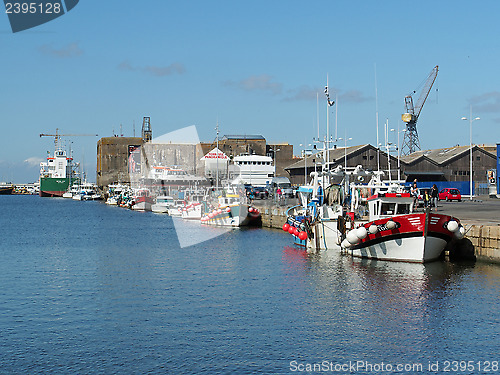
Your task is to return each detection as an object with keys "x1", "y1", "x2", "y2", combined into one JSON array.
[{"x1": 1, "y1": 0, "x2": 499, "y2": 182}]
